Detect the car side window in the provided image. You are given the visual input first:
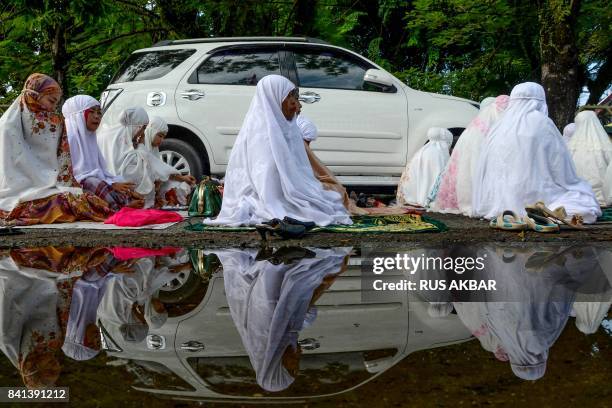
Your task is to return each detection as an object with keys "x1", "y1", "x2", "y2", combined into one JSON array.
[
  {"x1": 195, "y1": 49, "x2": 281, "y2": 85},
  {"x1": 293, "y1": 49, "x2": 374, "y2": 91}
]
